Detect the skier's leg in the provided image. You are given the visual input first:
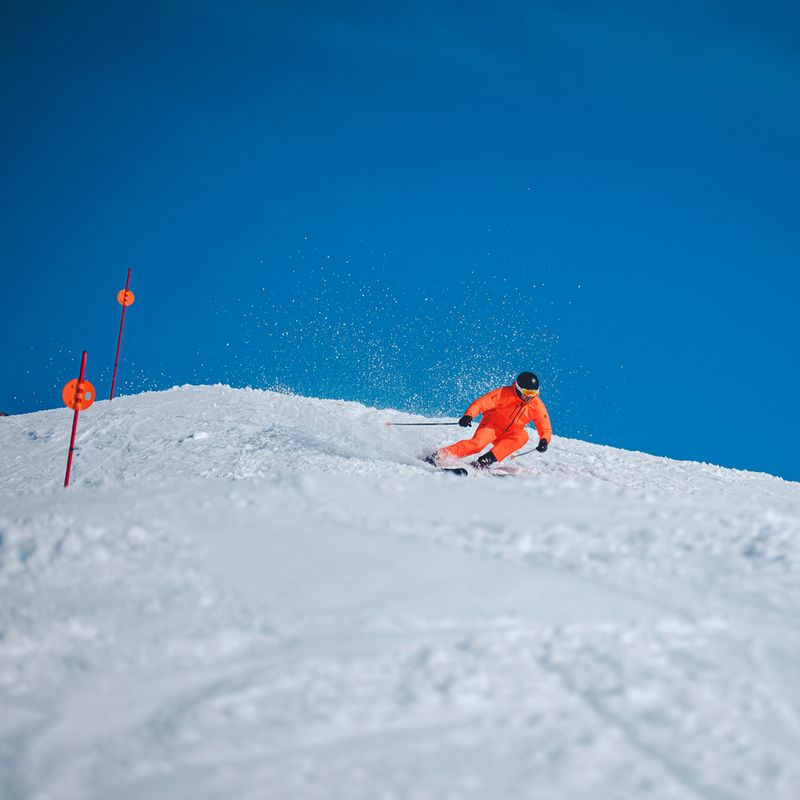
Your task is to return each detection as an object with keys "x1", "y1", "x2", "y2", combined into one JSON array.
[
  {"x1": 438, "y1": 425, "x2": 497, "y2": 461},
  {"x1": 489, "y1": 427, "x2": 528, "y2": 462}
]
